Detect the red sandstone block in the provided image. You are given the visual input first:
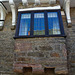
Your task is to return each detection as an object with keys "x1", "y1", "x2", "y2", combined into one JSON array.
[
  {"x1": 31, "y1": 64, "x2": 42, "y2": 68},
  {"x1": 72, "y1": 19, "x2": 75, "y2": 24},
  {"x1": 62, "y1": 16, "x2": 66, "y2": 22},
  {"x1": 32, "y1": 68, "x2": 44, "y2": 74},
  {"x1": 14, "y1": 68, "x2": 23, "y2": 73},
  {"x1": 16, "y1": 52, "x2": 26, "y2": 56},
  {"x1": 62, "y1": 44, "x2": 67, "y2": 57},
  {"x1": 13, "y1": 66, "x2": 23, "y2": 73},
  {"x1": 15, "y1": 43, "x2": 32, "y2": 51},
  {"x1": 14, "y1": 63, "x2": 43, "y2": 73},
  {"x1": 71, "y1": 61, "x2": 75, "y2": 63},
  {"x1": 14, "y1": 64, "x2": 42, "y2": 68},
  {"x1": 55, "y1": 70, "x2": 68, "y2": 74},
  {"x1": 17, "y1": 58, "x2": 31, "y2": 61},
  {"x1": 14, "y1": 64, "x2": 29, "y2": 67},
  {"x1": 50, "y1": 53, "x2": 60, "y2": 57},
  {"x1": 55, "y1": 67, "x2": 68, "y2": 74}
]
